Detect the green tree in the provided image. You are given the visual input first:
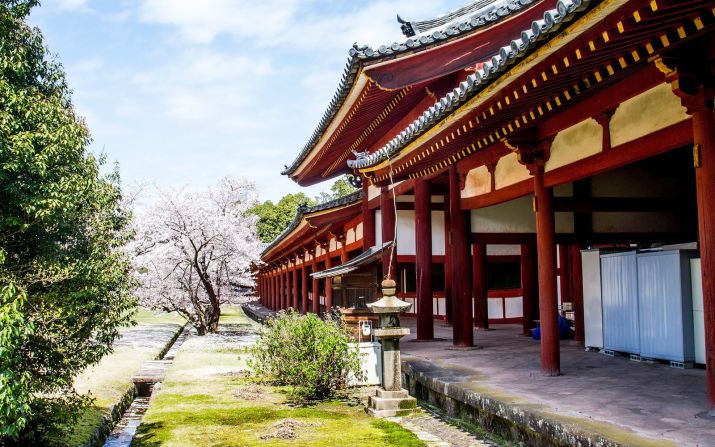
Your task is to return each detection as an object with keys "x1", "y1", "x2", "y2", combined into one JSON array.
[
  {"x1": 1, "y1": 1, "x2": 137, "y2": 444},
  {"x1": 250, "y1": 192, "x2": 314, "y2": 243},
  {"x1": 313, "y1": 175, "x2": 358, "y2": 204}
]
